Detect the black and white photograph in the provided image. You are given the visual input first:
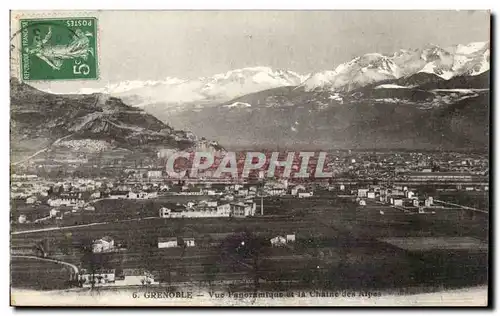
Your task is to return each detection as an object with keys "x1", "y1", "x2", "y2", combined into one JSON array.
[{"x1": 9, "y1": 10, "x2": 490, "y2": 306}]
